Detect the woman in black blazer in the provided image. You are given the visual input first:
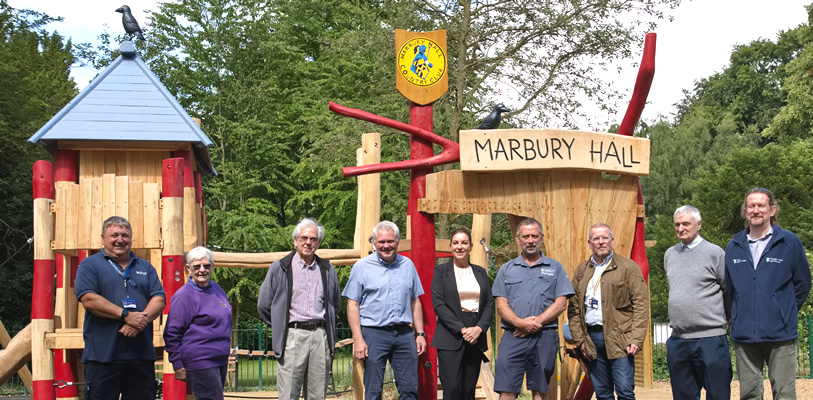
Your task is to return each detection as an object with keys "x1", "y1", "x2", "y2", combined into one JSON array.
[{"x1": 431, "y1": 227, "x2": 495, "y2": 400}]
